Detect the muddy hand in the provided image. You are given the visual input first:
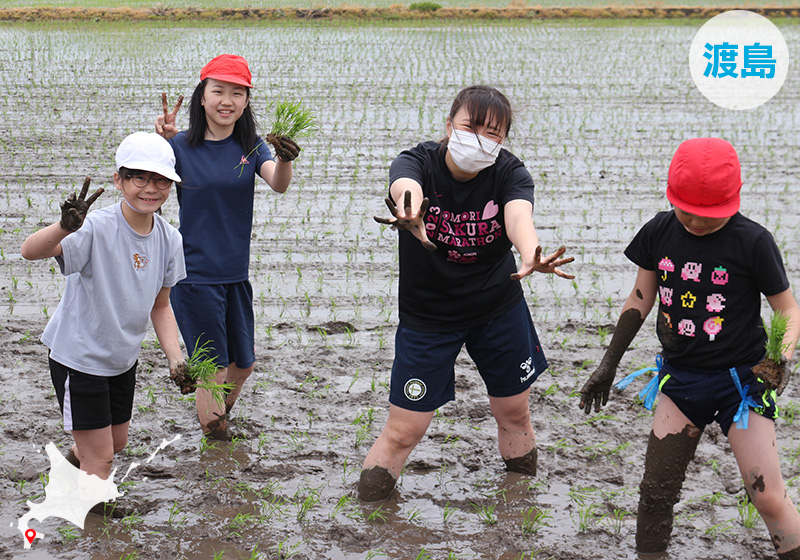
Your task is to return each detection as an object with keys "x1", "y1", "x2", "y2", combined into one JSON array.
[
  {"x1": 156, "y1": 92, "x2": 183, "y2": 139},
  {"x1": 169, "y1": 360, "x2": 195, "y2": 394},
  {"x1": 579, "y1": 364, "x2": 616, "y2": 414},
  {"x1": 752, "y1": 356, "x2": 789, "y2": 396},
  {"x1": 270, "y1": 136, "x2": 300, "y2": 162},
  {"x1": 60, "y1": 177, "x2": 103, "y2": 232},
  {"x1": 512, "y1": 245, "x2": 575, "y2": 280},
  {"x1": 373, "y1": 190, "x2": 437, "y2": 251}
]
